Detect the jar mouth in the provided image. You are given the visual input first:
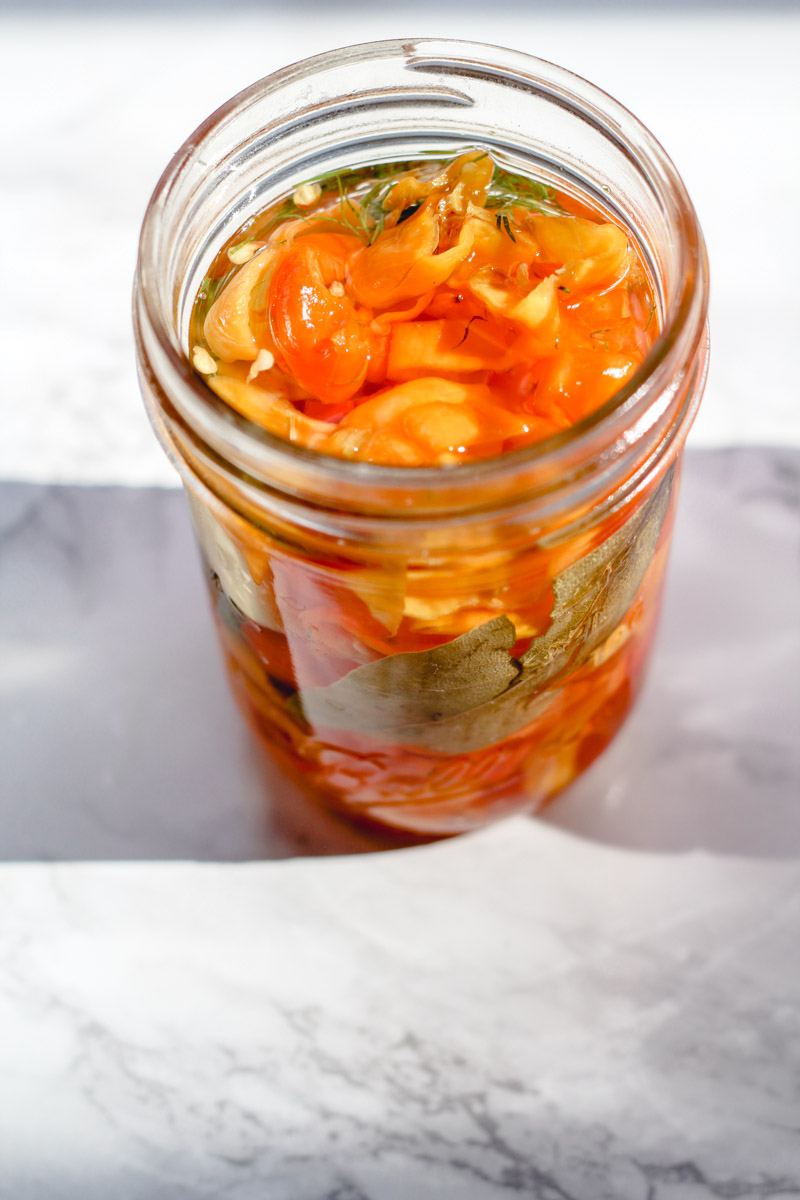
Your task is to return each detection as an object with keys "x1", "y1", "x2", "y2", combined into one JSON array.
[{"x1": 135, "y1": 37, "x2": 709, "y2": 519}]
